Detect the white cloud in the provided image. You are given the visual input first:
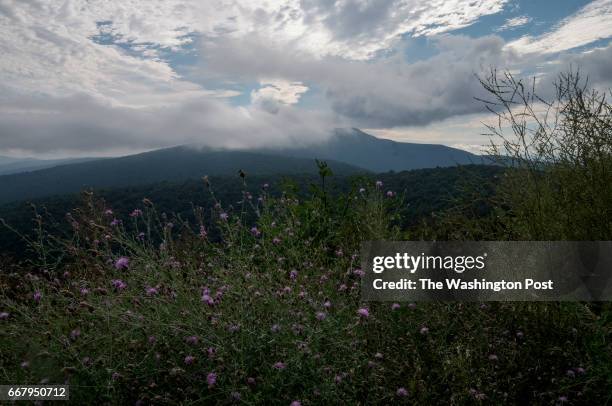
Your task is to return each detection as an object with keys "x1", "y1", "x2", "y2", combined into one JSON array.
[
  {"x1": 507, "y1": 0, "x2": 612, "y2": 55},
  {"x1": 251, "y1": 80, "x2": 309, "y2": 113},
  {"x1": 496, "y1": 15, "x2": 531, "y2": 31}
]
